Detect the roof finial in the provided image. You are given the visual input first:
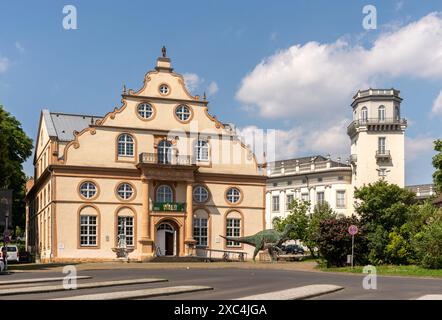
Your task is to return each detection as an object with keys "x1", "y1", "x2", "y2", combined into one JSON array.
[
  {"x1": 162, "y1": 46, "x2": 166, "y2": 58},
  {"x1": 203, "y1": 91, "x2": 206, "y2": 101},
  {"x1": 123, "y1": 83, "x2": 127, "y2": 95}
]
